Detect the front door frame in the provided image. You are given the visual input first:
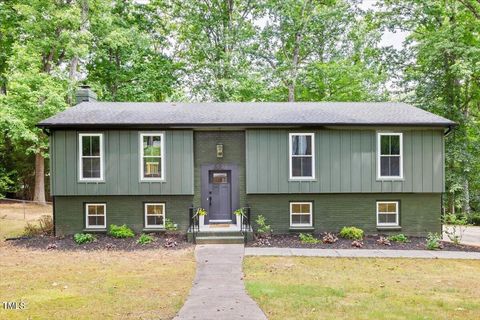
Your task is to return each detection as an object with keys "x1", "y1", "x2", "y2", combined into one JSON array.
[{"x1": 201, "y1": 164, "x2": 239, "y2": 224}]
